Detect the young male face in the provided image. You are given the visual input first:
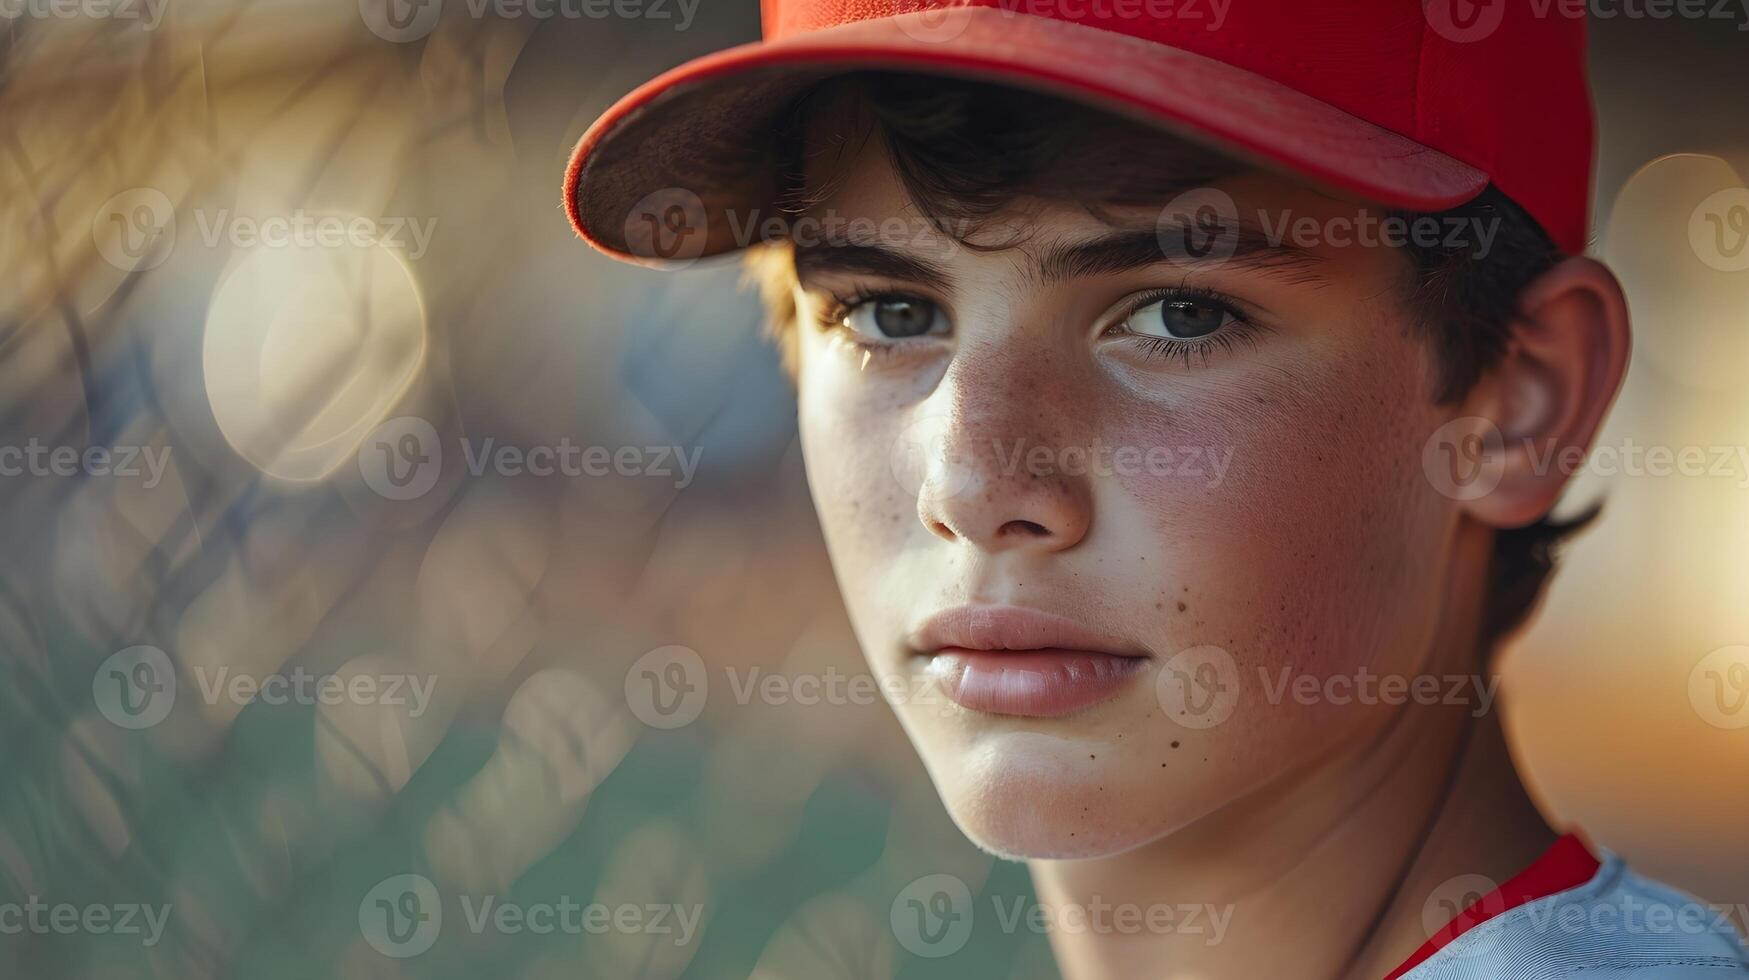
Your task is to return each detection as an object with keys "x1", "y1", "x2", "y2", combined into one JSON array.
[{"x1": 786, "y1": 108, "x2": 1489, "y2": 861}]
